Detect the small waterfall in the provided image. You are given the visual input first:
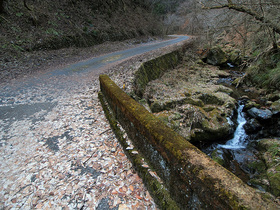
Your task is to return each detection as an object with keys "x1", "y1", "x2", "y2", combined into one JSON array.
[{"x1": 219, "y1": 103, "x2": 247, "y2": 149}]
